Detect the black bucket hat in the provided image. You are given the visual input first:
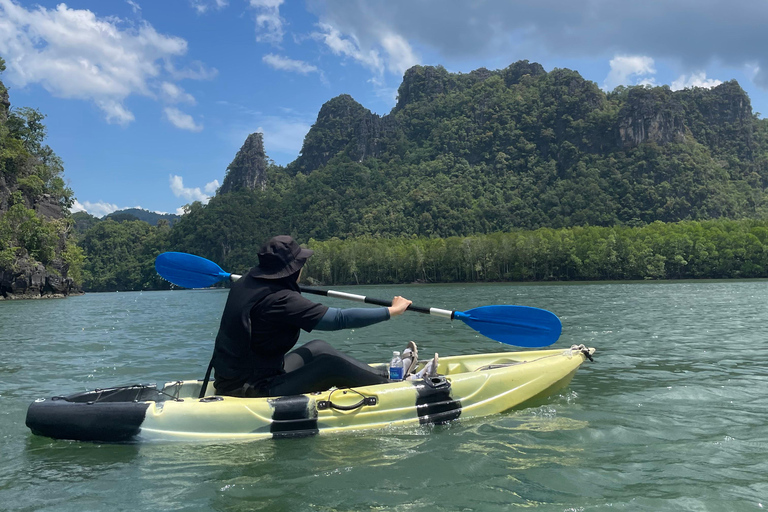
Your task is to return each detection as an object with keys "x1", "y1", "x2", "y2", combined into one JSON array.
[{"x1": 249, "y1": 235, "x2": 314, "y2": 279}]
